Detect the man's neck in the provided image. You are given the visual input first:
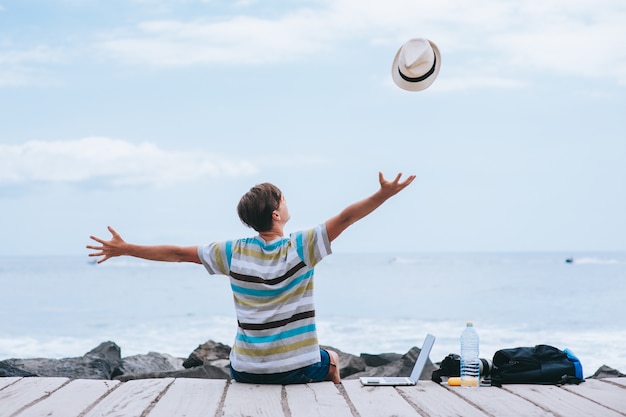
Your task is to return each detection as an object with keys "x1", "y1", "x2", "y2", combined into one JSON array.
[{"x1": 258, "y1": 229, "x2": 284, "y2": 243}]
